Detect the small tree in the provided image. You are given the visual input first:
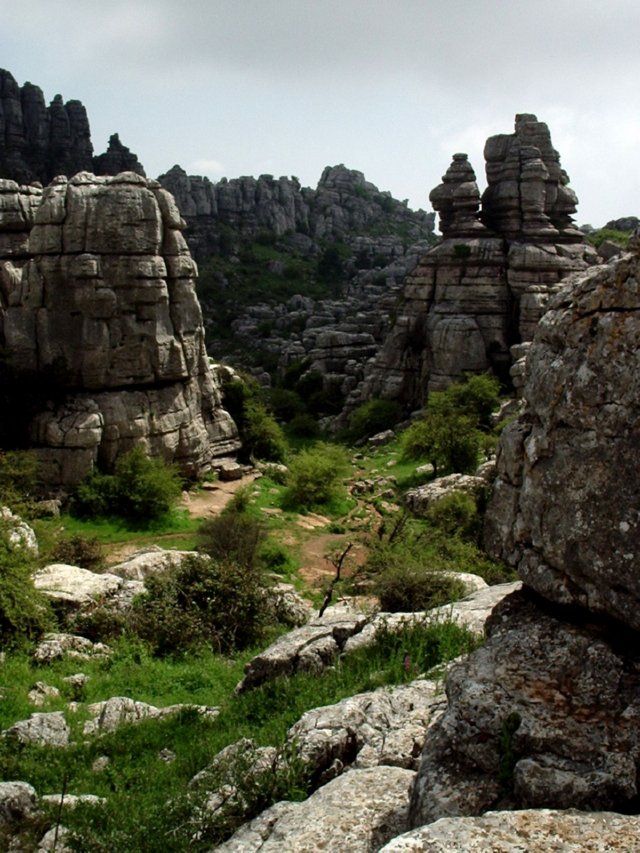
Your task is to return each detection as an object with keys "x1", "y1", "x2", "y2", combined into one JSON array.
[
  {"x1": 347, "y1": 399, "x2": 403, "y2": 442},
  {"x1": 282, "y1": 443, "x2": 349, "y2": 510},
  {"x1": 401, "y1": 410, "x2": 480, "y2": 476},
  {"x1": 0, "y1": 524, "x2": 52, "y2": 648}
]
